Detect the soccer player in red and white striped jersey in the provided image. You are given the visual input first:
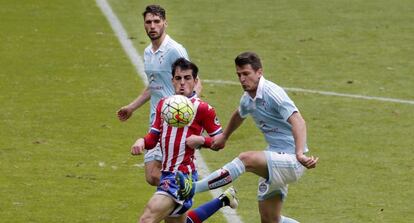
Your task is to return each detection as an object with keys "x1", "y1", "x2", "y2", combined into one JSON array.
[
  {"x1": 146, "y1": 95, "x2": 222, "y2": 174},
  {"x1": 131, "y1": 58, "x2": 227, "y2": 223}
]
